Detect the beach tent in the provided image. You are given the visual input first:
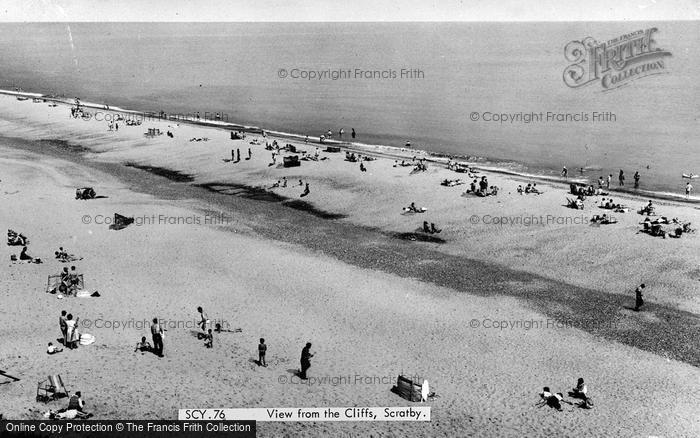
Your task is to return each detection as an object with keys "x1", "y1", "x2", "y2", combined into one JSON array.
[{"x1": 283, "y1": 155, "x2": 301, "y2": 168}]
